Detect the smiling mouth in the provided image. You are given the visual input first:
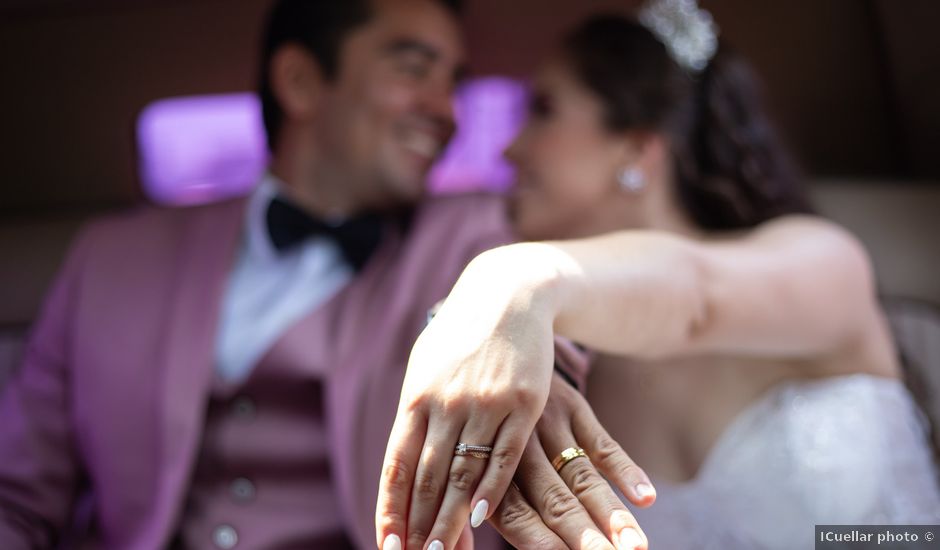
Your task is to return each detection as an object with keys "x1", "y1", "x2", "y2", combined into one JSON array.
[{"x1": 401, "y1": 130, "x2": 443, "y2": 160}]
